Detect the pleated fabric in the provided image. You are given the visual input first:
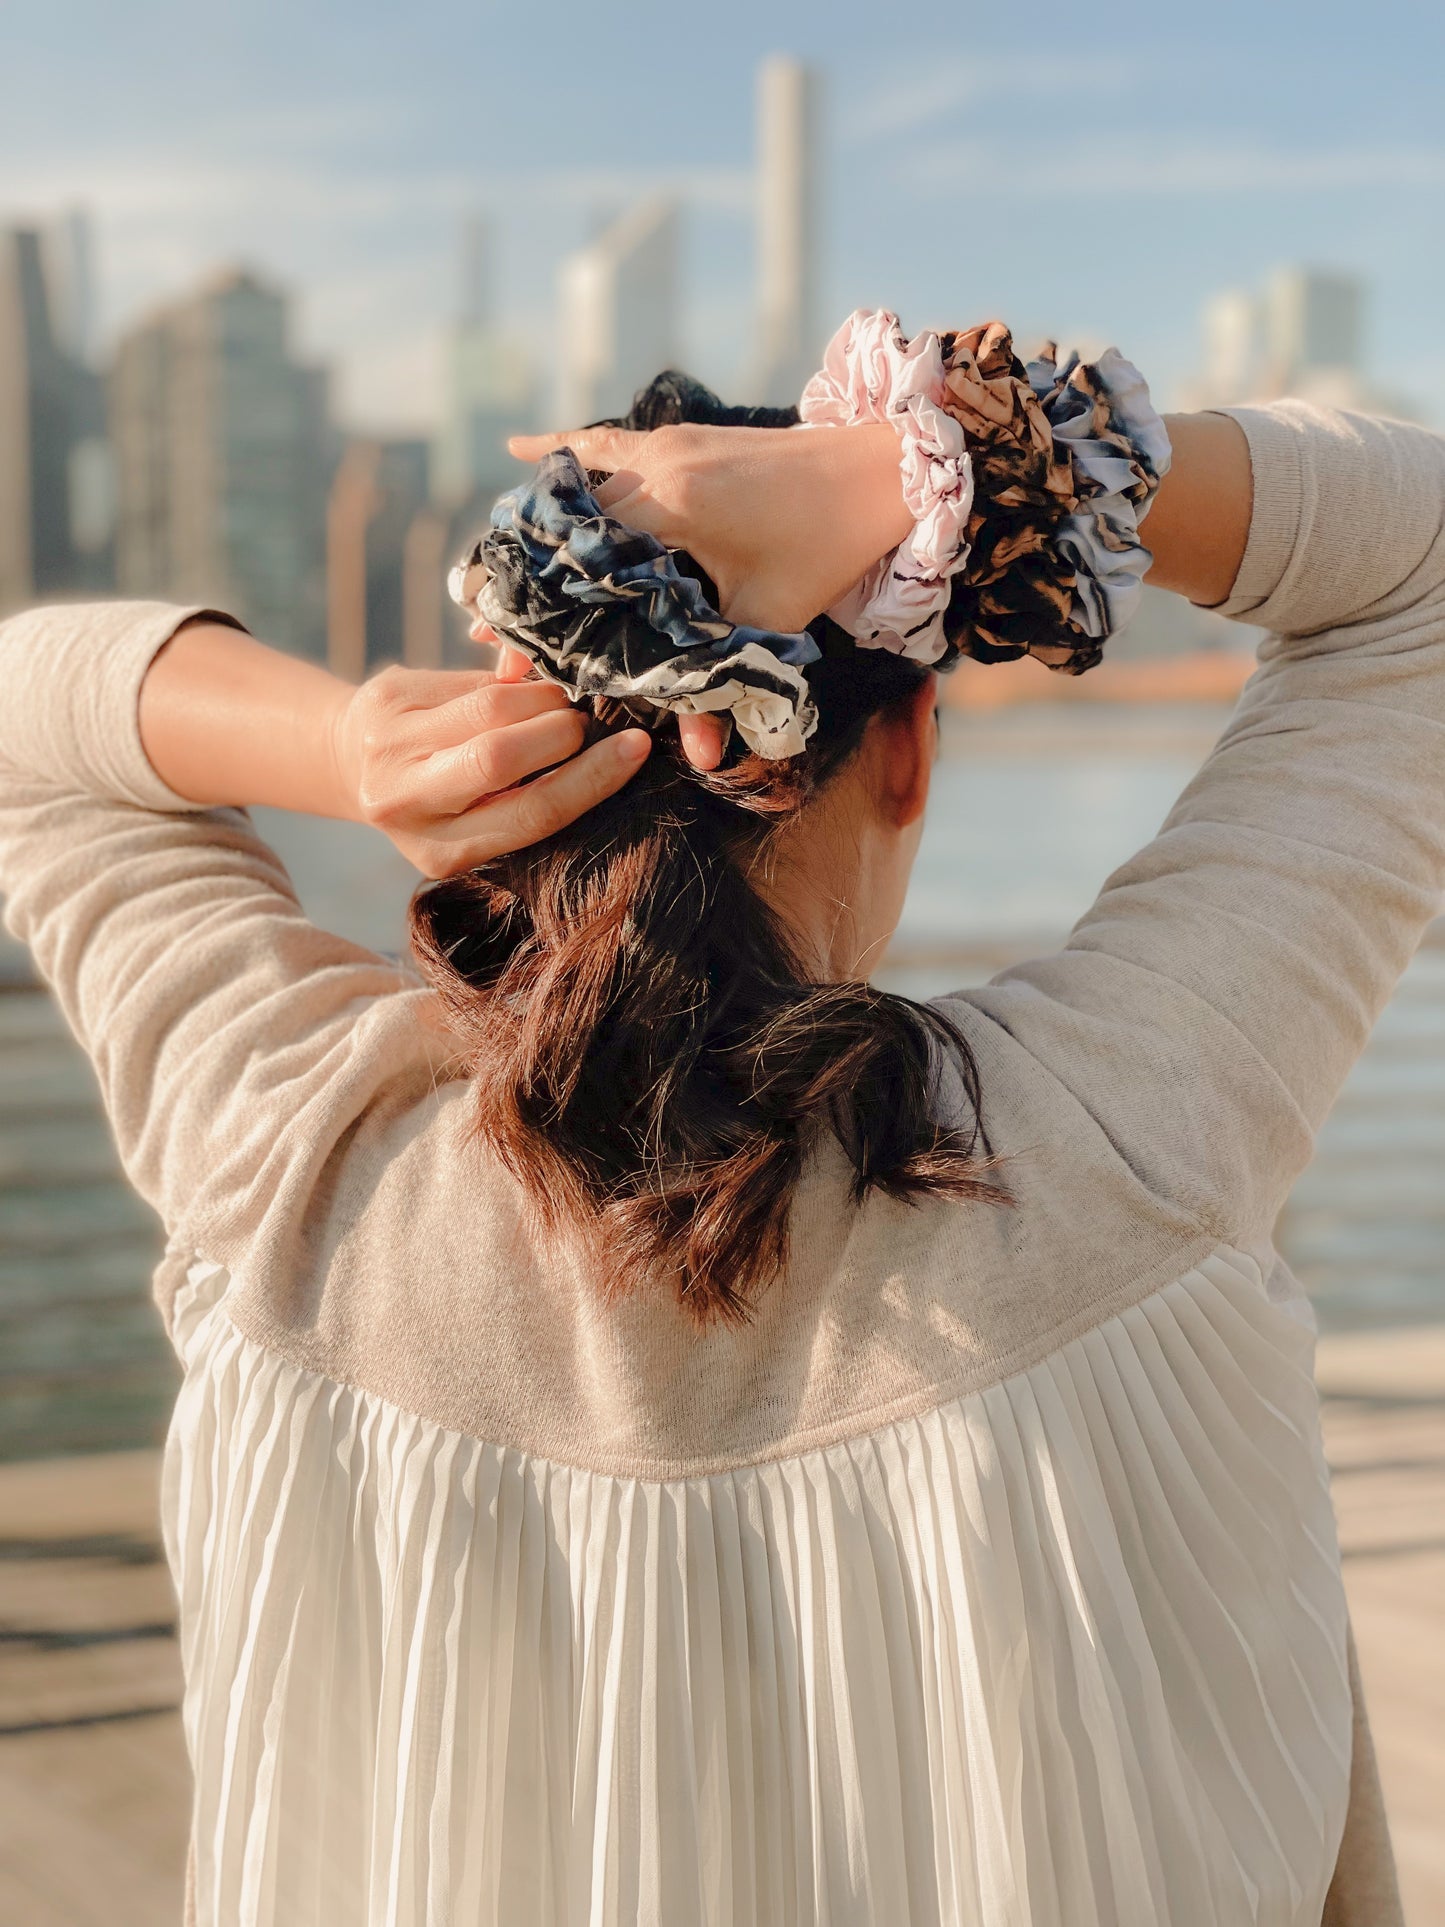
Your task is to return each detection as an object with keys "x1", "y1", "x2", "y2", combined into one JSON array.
[{"x1": 161, "y1": 1248, "x2": 1351, "y2": 1927}]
